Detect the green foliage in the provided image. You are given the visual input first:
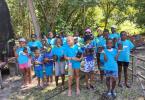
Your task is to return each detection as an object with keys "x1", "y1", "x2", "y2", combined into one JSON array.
[{"x1": 6, "y1": 0, "x2": 145, "y2": 38}]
